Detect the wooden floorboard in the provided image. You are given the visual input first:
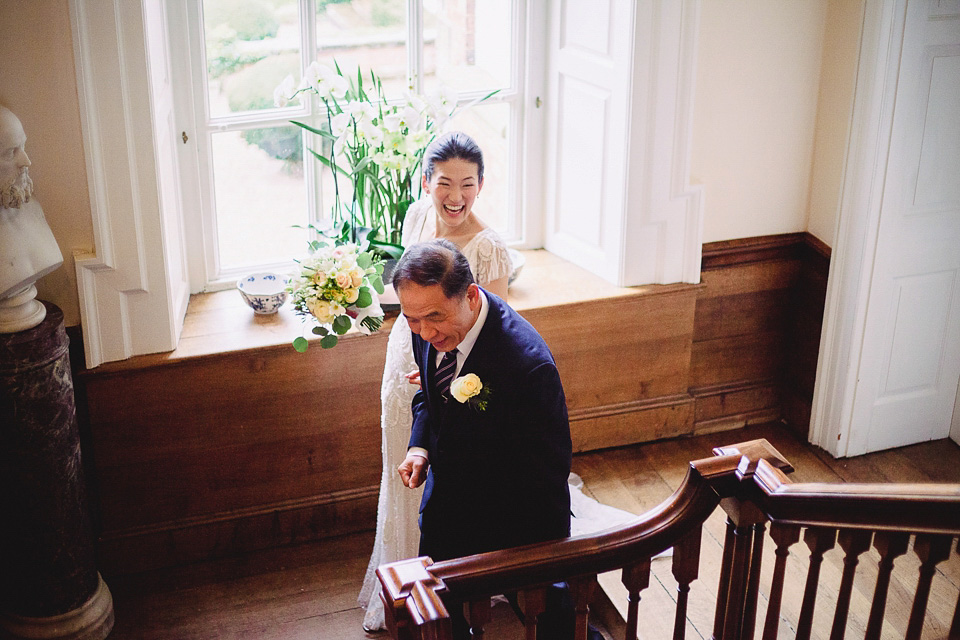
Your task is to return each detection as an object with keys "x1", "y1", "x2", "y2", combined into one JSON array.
[{"x1": 103, "y1": 423, "x2": 960, "y2": 639}]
